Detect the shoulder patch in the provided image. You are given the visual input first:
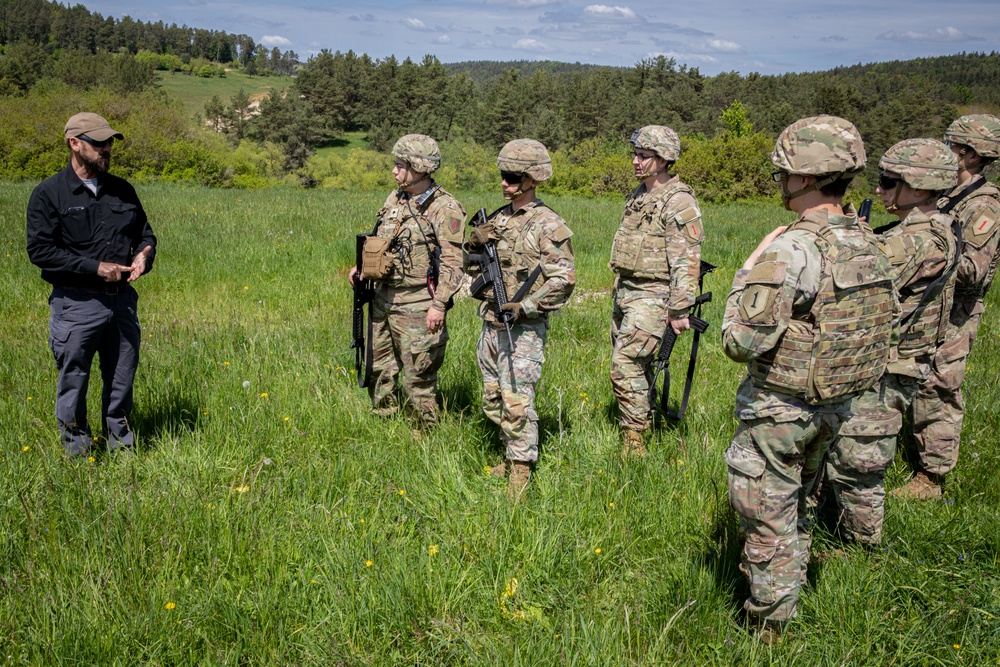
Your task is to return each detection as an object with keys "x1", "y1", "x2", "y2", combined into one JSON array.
[
  {"x1": 967, "y1": 209, "x2": 999, "y2": 246},
  {"x1": 550, "y1": 223, "x2": 573, "y2": 243},
  {"x1": 739, "y1": 285, "x2": 778, "y2": 324},
  {"x1": 883, "y1": 235, "x2": 915, "y2": 266},
  {"x1": 685, "y1": 219, "x2": 704, "y2": 242}
]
